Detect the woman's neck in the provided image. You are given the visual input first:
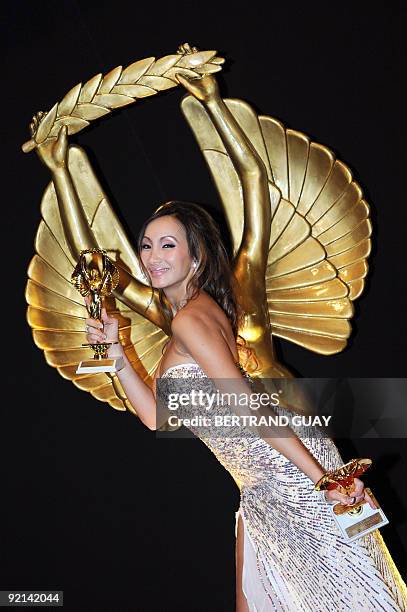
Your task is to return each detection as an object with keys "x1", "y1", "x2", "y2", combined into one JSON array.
[{"x1": 164, "y1": 286, "x2": 198, "y2": 315}]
